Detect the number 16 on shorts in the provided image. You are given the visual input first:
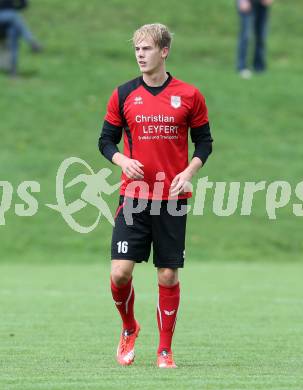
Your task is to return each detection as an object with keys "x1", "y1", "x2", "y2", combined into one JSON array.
[{"x1": 117, "y1": 241, "x2": 128, "y2": 254}]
